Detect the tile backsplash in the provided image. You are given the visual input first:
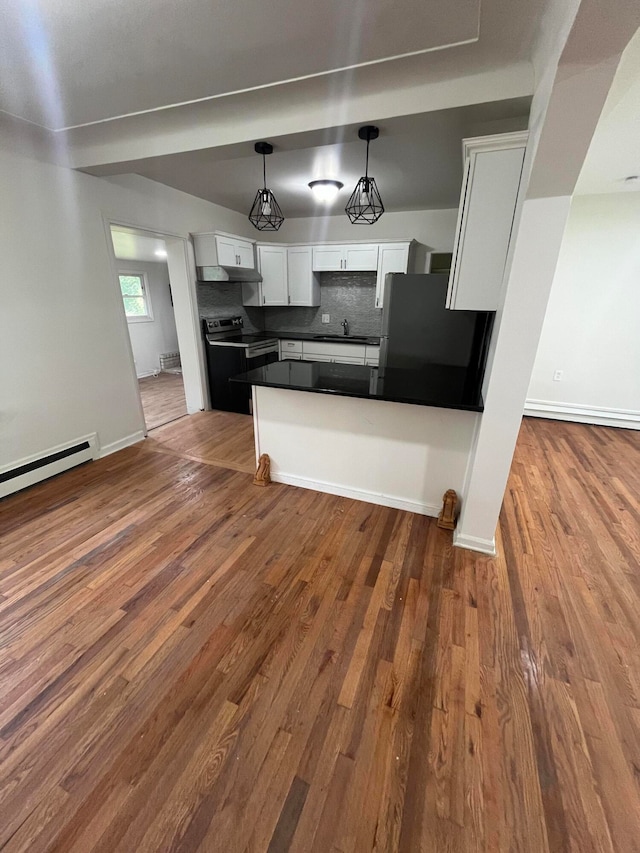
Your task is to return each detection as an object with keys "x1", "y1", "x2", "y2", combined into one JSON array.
[
  {"x1": 196, "y1": 282, "x2": 264, "y2": 332},
  {"x1": 263, "y1": 271, "x2": 382, "y2": 337},
  {"x1": 196, "y1": 271, "x2": 382, "y2": 337}
]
